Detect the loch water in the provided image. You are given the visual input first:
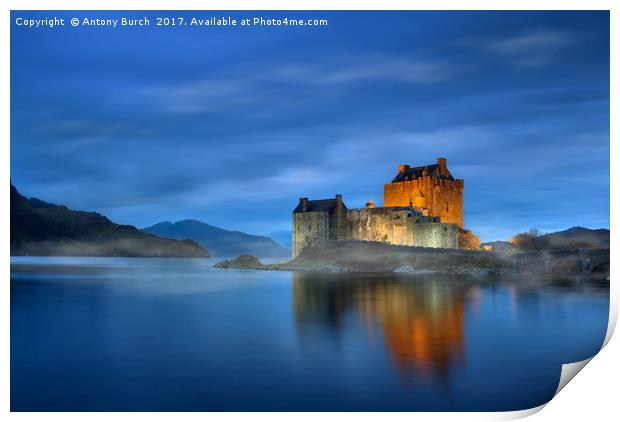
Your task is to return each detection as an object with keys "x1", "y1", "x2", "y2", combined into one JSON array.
[{"x1": 10, "y1": 257, "x2": 609, "y2": 411}]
